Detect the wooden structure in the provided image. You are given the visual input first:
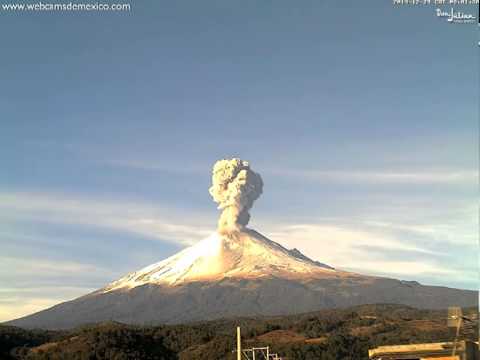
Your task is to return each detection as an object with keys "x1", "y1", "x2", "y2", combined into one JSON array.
[{"x1": 369, "y1": 341, "x2": 479, "y2": 360}]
